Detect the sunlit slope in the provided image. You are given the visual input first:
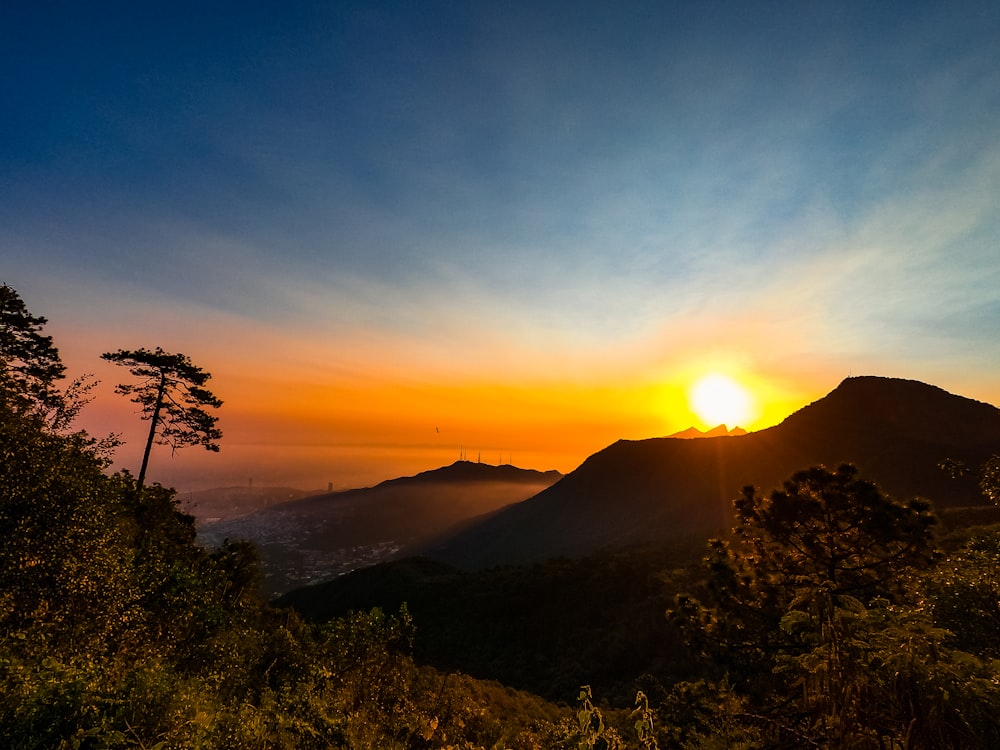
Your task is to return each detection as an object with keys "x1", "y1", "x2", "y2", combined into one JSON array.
[
  {"x1": 200, "y1": 461, "x2": 561, "y2": 594},
  {"x1": 429, "y1": 377, "x2": 1000, "y2": 568}
]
